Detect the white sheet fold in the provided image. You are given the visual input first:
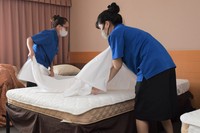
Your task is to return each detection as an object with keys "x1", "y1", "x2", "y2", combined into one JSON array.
[{"x1": 18, "y1": 47, "x2": 136, "y2": 96}]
